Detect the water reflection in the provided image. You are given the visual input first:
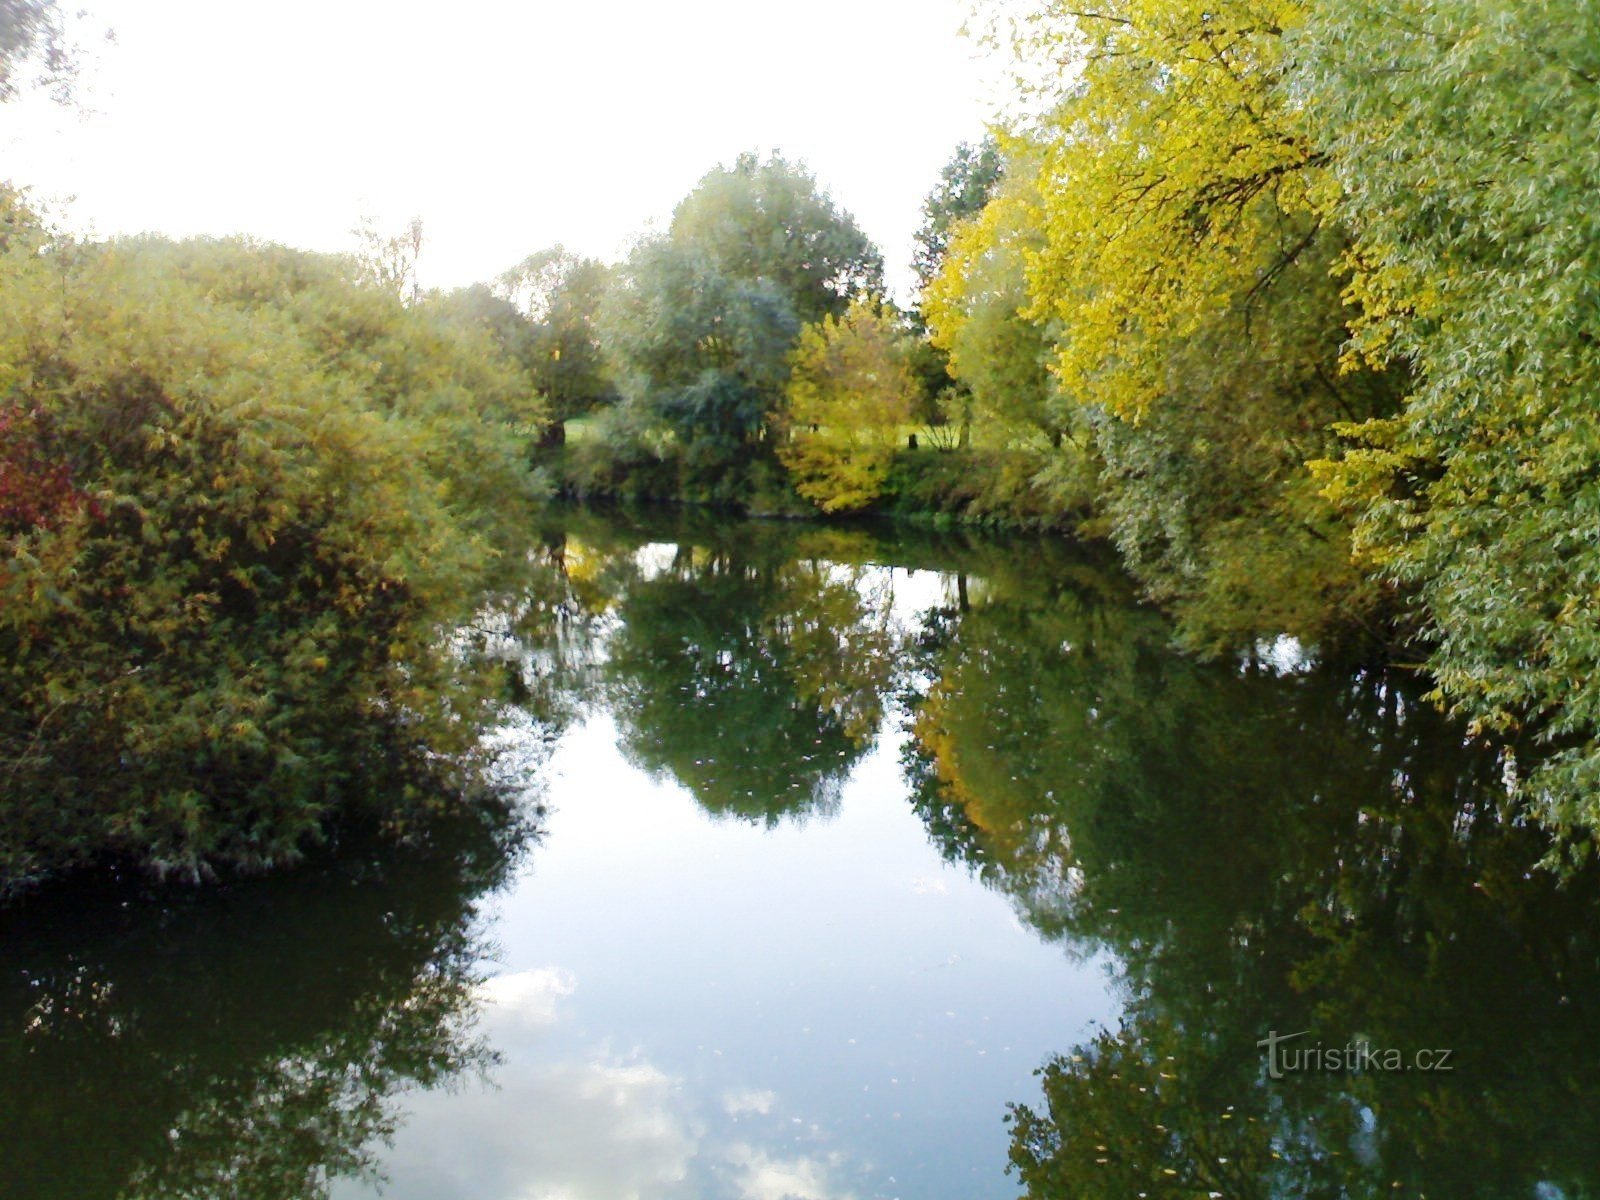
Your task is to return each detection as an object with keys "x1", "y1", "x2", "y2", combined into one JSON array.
[
  {"x1": 600, "y1": 528, "x2": 894, "y2": 825},
  {"x1": 6, "y1": 508, "x2": 1597, "y2": 1198},
  {"x1": 893, "y1": 549, "x2": 1600, "y2": 1196},
  {"x1": 0, "y1": 805, "x2": 529, "y2": 1200}
]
